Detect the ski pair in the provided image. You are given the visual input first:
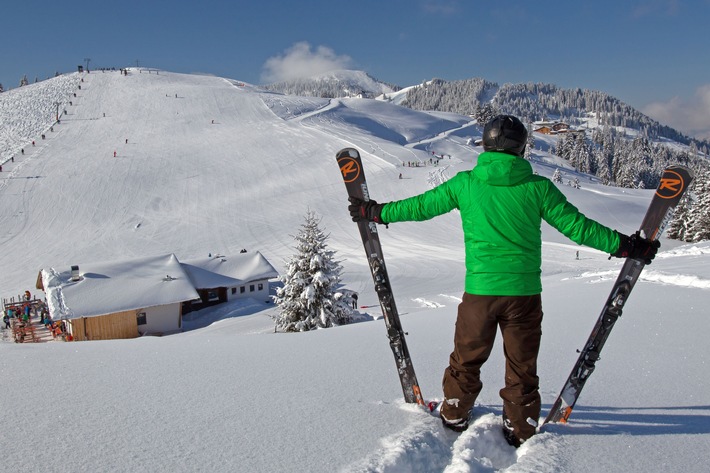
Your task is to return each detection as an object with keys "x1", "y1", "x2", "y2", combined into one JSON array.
[{"x1": 336, "y1": 146, "x2": 694, "y2": 425}]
